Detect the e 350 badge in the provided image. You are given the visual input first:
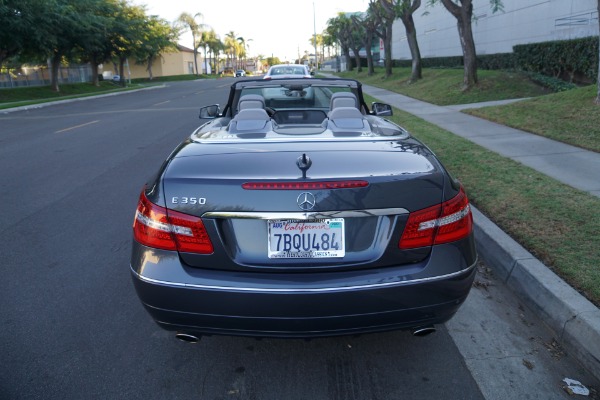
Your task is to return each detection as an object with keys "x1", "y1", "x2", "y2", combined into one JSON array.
[{"x1": 171, "y1": 197, "x2": 207, "y2": 205}]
